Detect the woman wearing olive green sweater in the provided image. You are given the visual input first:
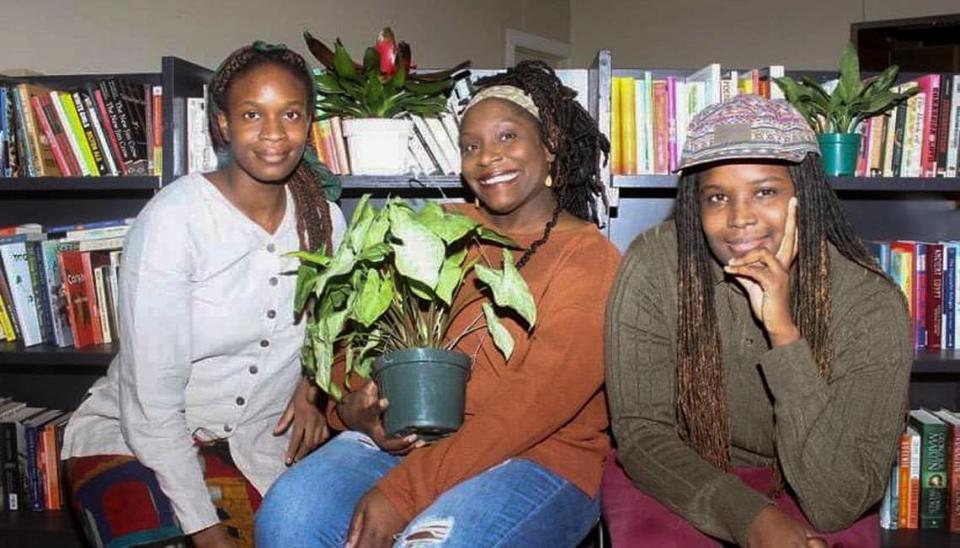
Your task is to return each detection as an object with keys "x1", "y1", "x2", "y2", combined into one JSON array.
[{"x1": 604, "y1": 95, "x2": 912, "y2": 548}]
